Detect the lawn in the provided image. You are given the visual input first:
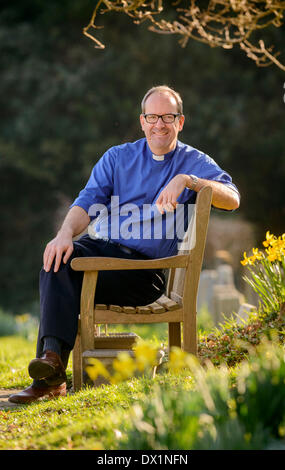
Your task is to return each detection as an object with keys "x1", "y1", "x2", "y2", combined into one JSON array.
[
  {"x1": 0, "y1": 306, "x2": 284, "y2": 450},
  {"x1": 0, "y1": 324, "x2": 192, "y2": 450}
]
